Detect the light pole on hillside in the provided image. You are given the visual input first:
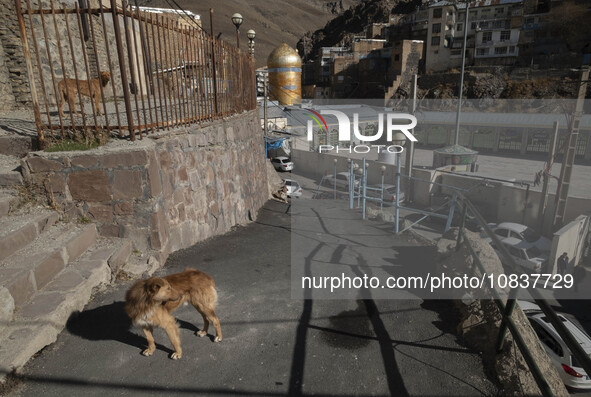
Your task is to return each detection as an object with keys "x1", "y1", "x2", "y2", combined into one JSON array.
[{"x1": 247, "y1": 29, "x2": 256, "y2": 57}]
